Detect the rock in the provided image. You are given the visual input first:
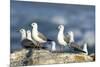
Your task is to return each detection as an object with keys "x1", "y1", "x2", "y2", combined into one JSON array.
[
  {"x1": 89, "y1": 53, "x2": 95, "y2": 61},
  {"x1": 10, "y1": 49, "x2": 29, "y2": 67},
  {"x1": 10, "y1": 49, "x2": 94, "y2": 66}
]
